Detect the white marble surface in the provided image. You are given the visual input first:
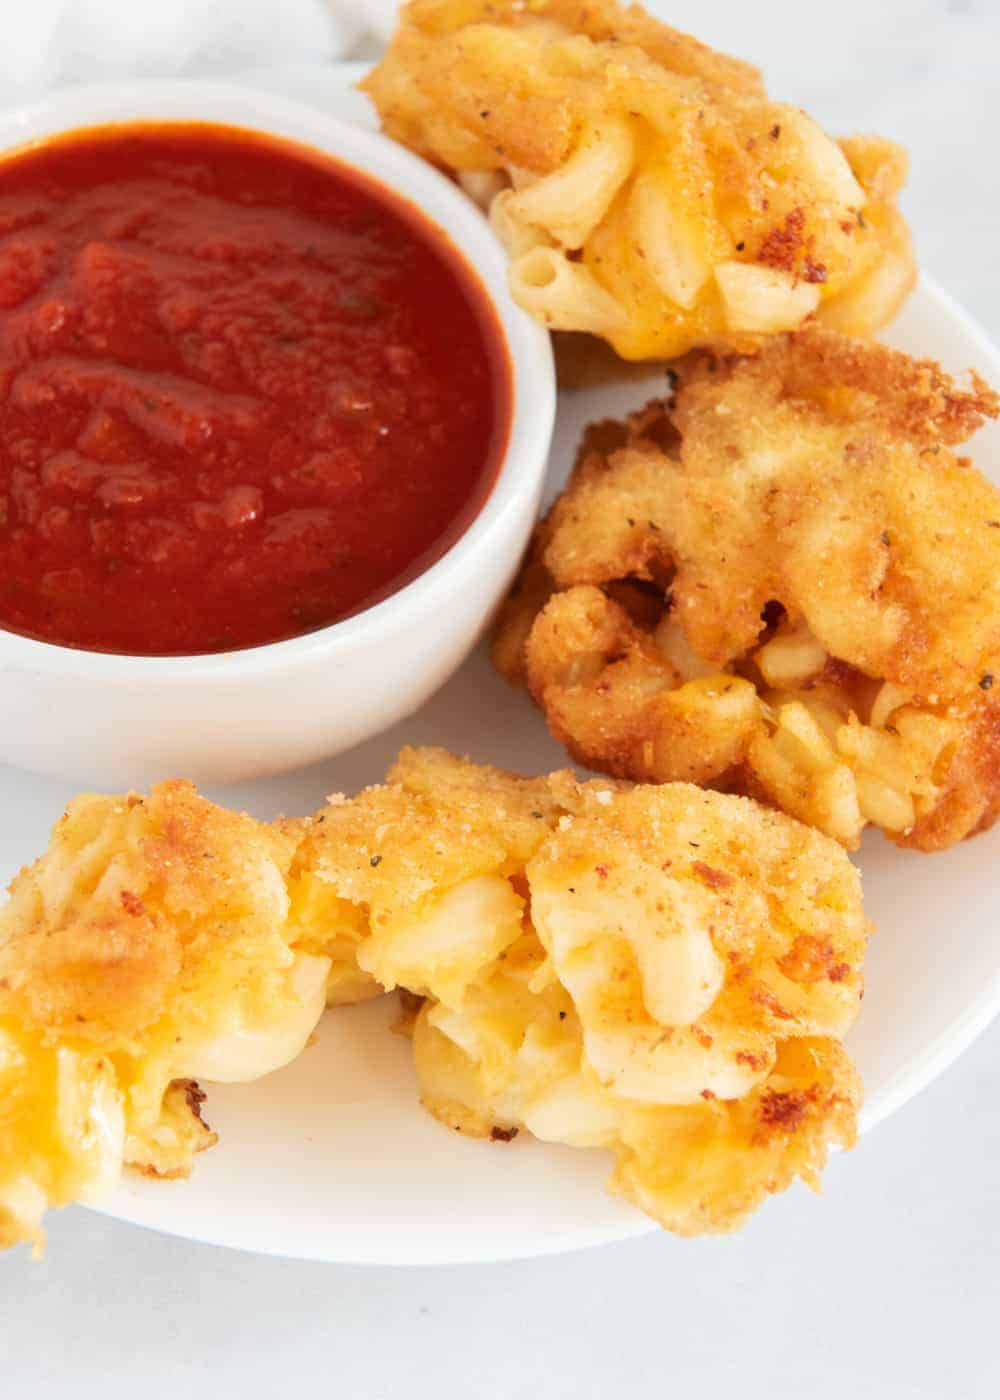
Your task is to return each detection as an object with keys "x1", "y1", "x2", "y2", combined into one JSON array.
[{"x1": 2, "y1": 2, "x2": 1000, "y2": 1395}]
